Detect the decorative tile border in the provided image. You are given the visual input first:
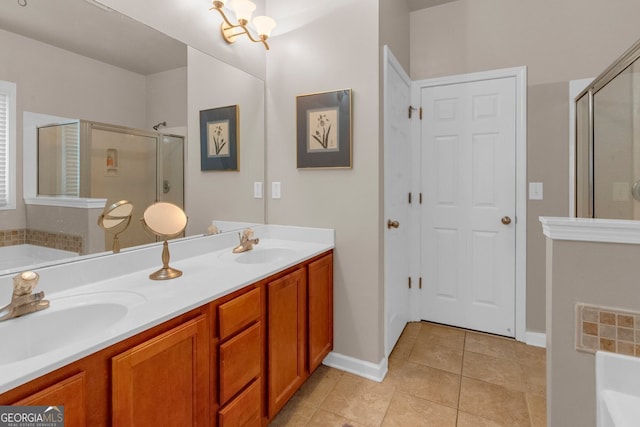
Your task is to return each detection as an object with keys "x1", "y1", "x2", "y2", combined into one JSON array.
[
  {"x1": 576, "y1": 303, "x2": 640, "y2": 357},
  {"x1": 0, "y1": 229, "x2": 26, "y2": 247},
  {"x1": 0, "y1": 228, "x2": 81, "y2": 254},
  {"x1": 26, "y1": 230, "x2": 82, "y2": 254}
]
